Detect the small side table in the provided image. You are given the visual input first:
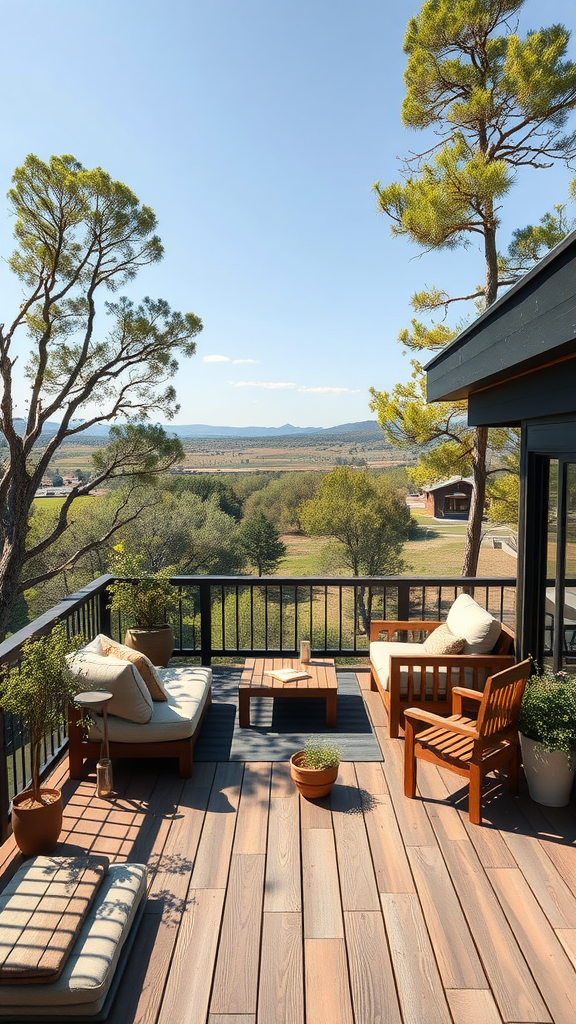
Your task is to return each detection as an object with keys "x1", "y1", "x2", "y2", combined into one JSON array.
[{"x1": 74, "y1": 691, "x2": 114, "y2": 798}]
